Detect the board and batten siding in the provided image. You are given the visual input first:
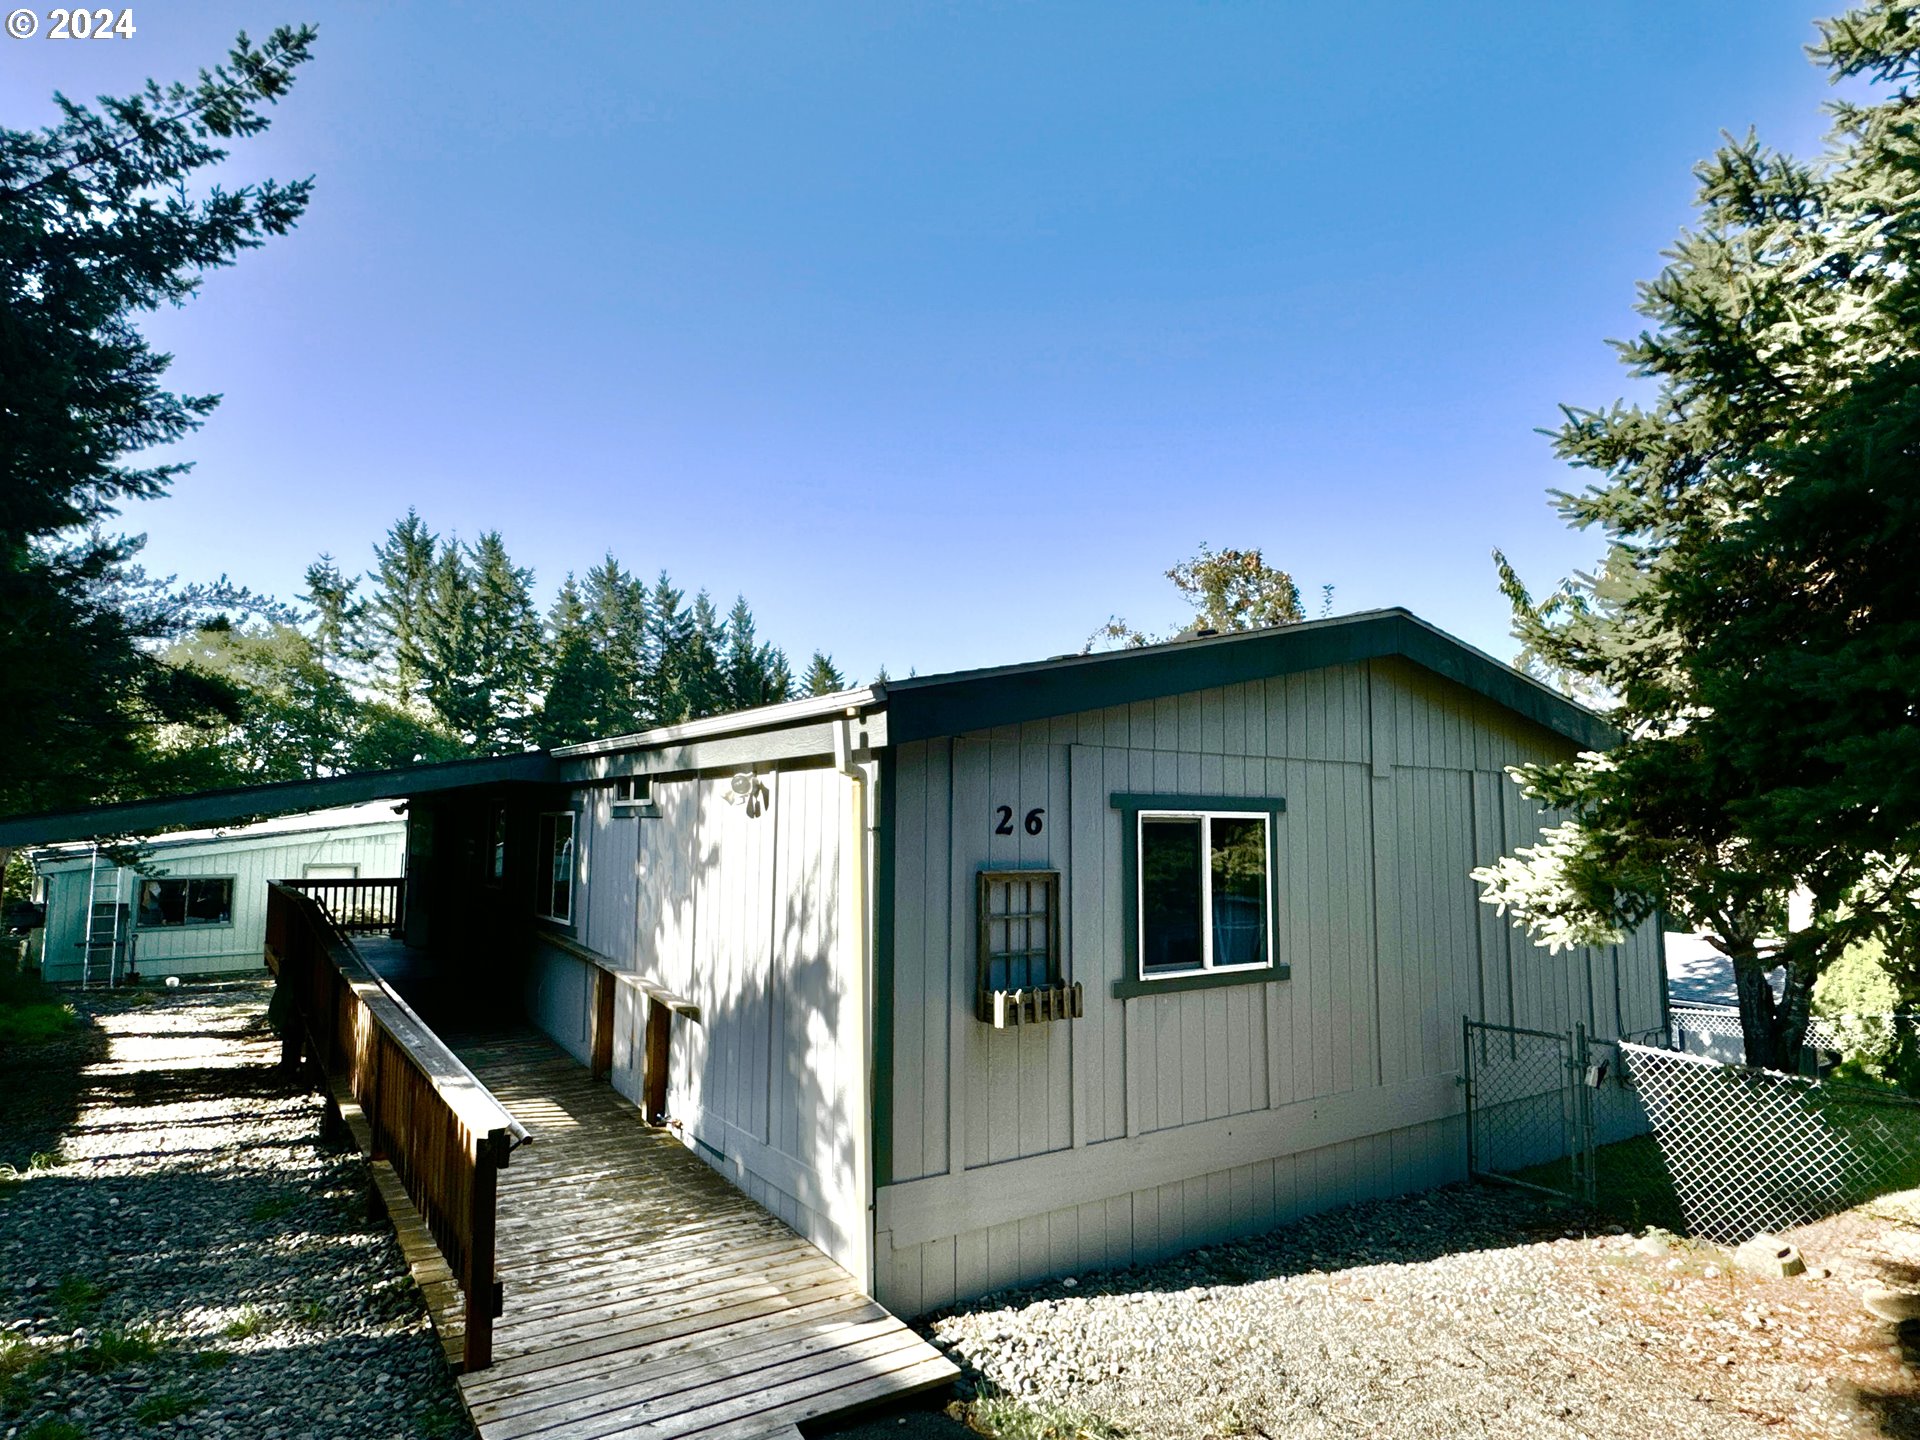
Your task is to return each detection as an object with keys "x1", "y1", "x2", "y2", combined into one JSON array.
[
  {"x1": 523, "y1": 762, "x2": 871, "y2": 1279},
  {"x1": 36, "y1": 822, "x2": 406, "y2": 982},
  {"x1": 875, "y1": 657, "x2": 1663, "y2": 1315}
]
